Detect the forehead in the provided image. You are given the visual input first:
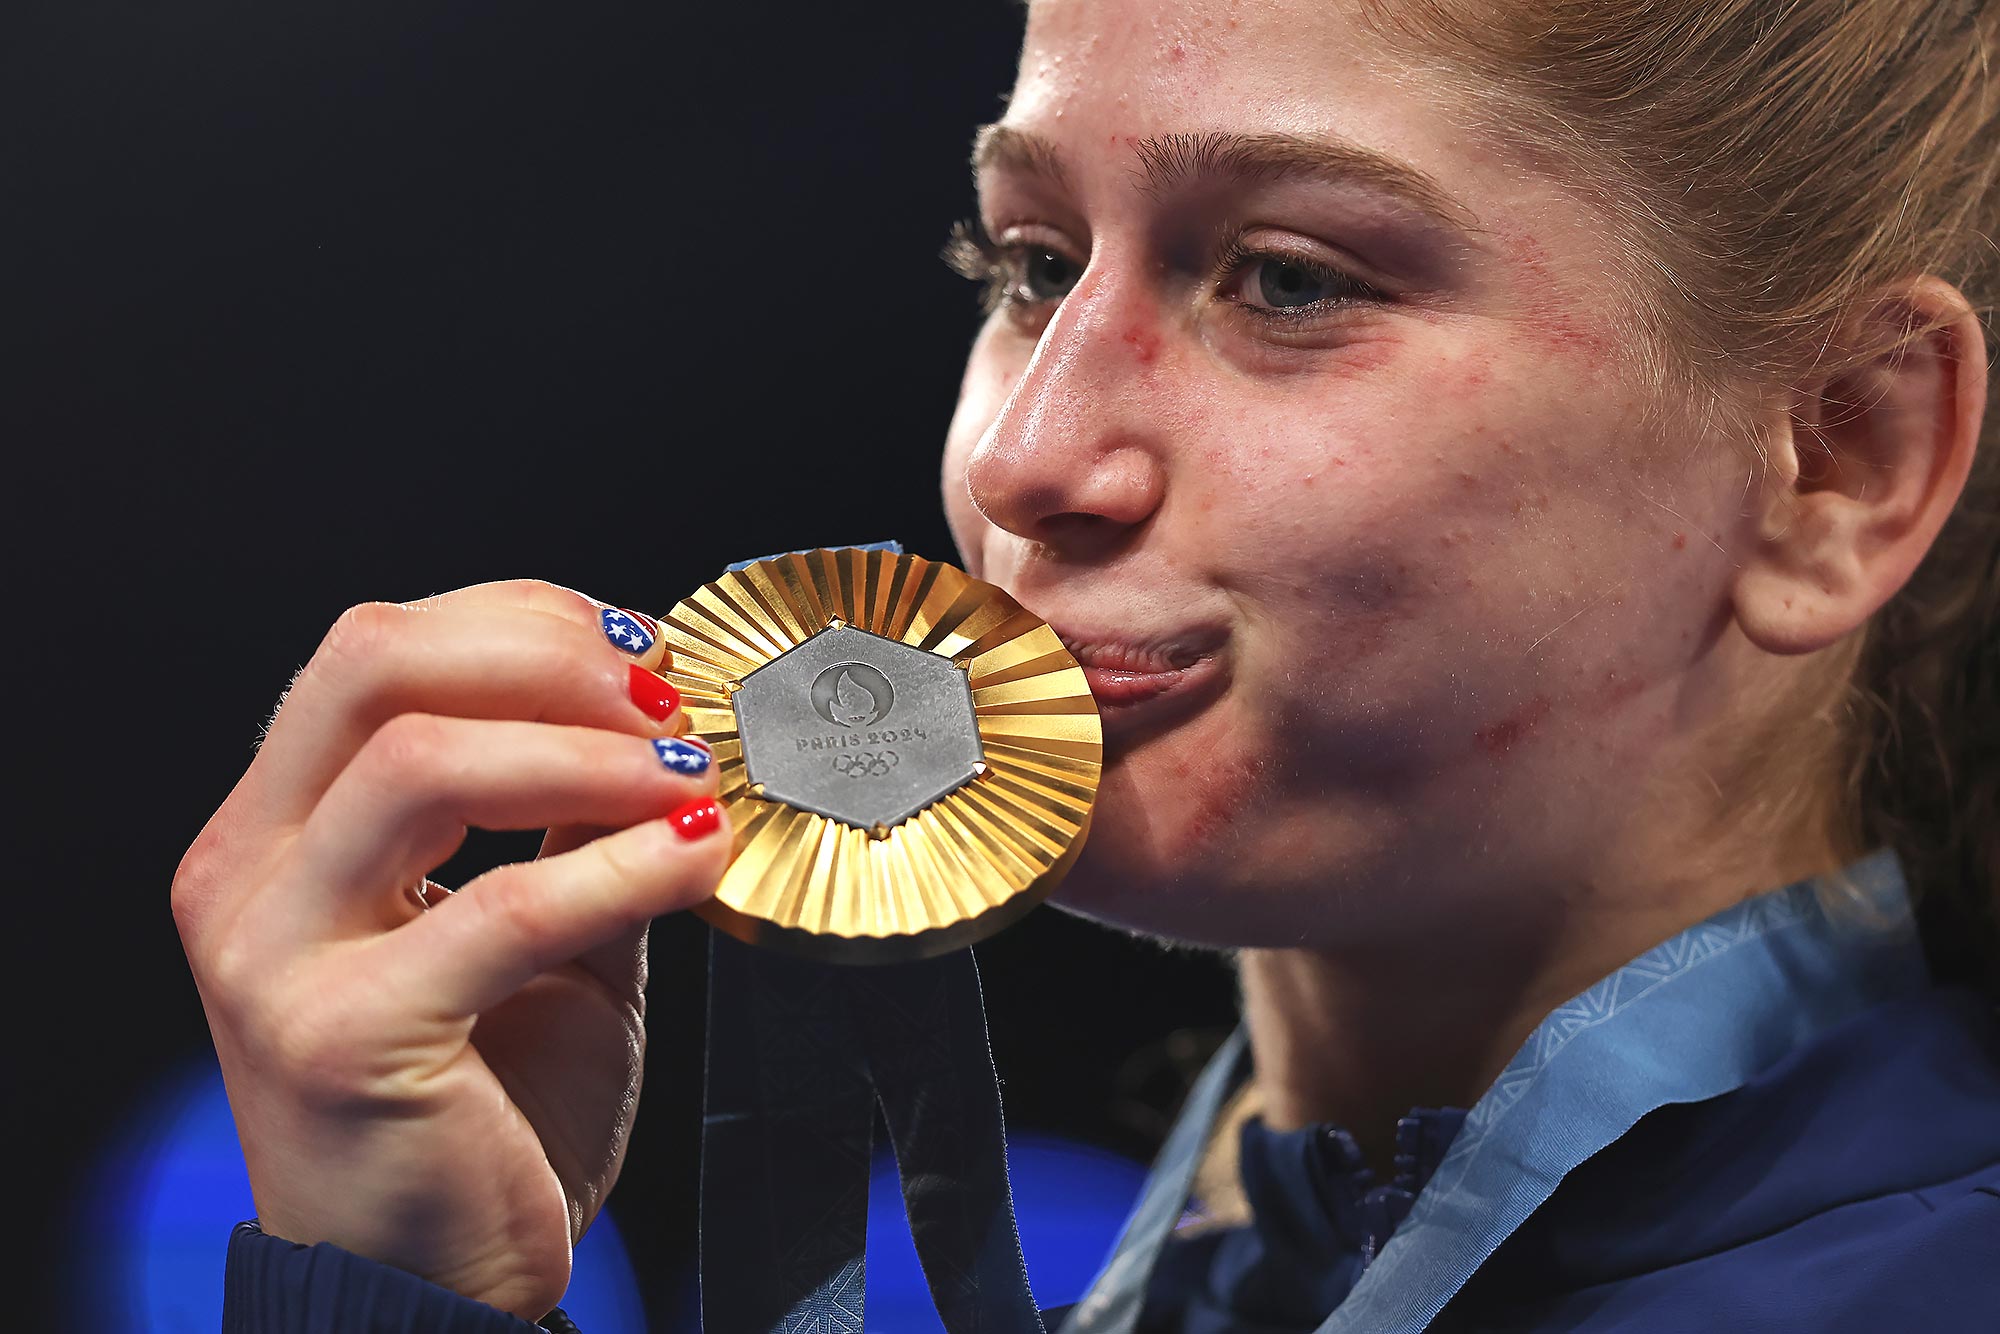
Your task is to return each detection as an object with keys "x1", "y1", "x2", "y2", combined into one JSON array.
[
  {"x1": 1004, "y1": 0, "x2": 1631, "y2": 317},
  {"x1": 1014, "y1": 0, "x2": 1431, "y2": 147}
]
